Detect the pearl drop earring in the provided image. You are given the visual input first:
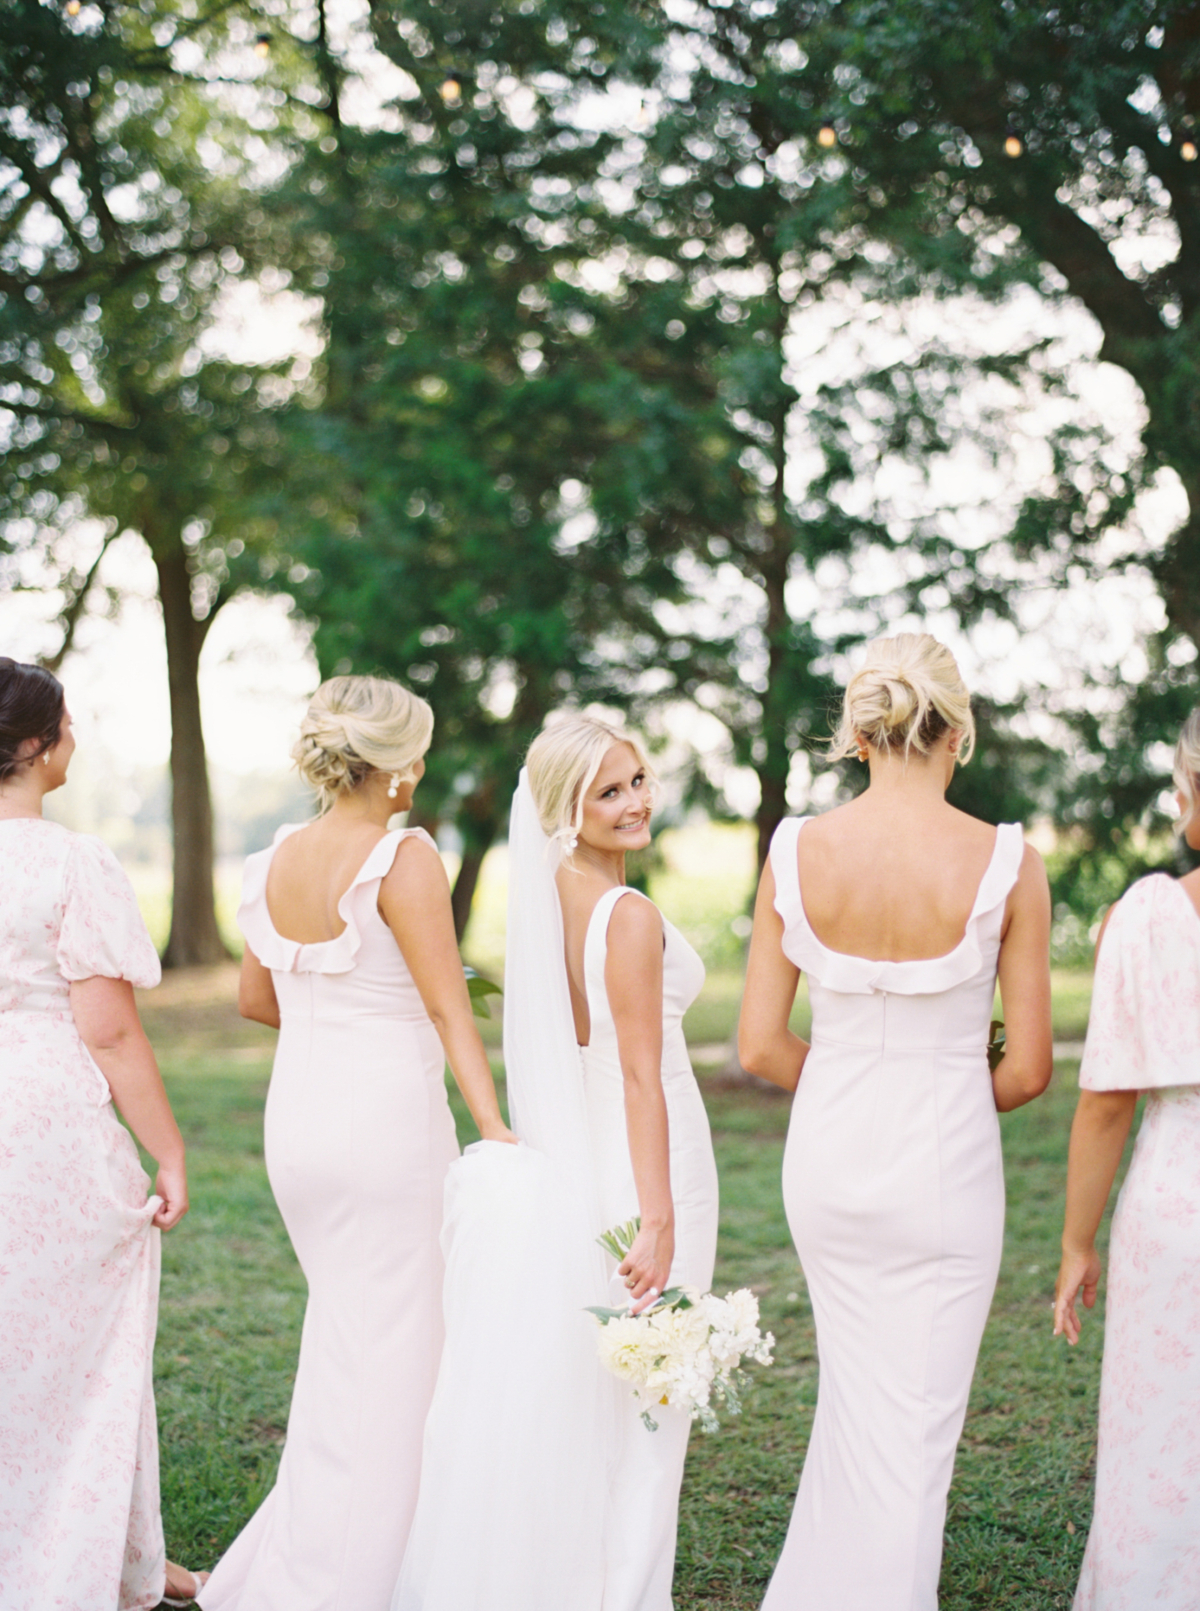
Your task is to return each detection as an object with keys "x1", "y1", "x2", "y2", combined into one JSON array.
[
  {"x1": 42, "y1": 751, "x2": 51, "y2": 766},
  {"x1": 387, "y1": 773, "x2": 401, "y2": 799},
  {"x1": 565, "y1": 832, "x2": 579, "y2": 853}
]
